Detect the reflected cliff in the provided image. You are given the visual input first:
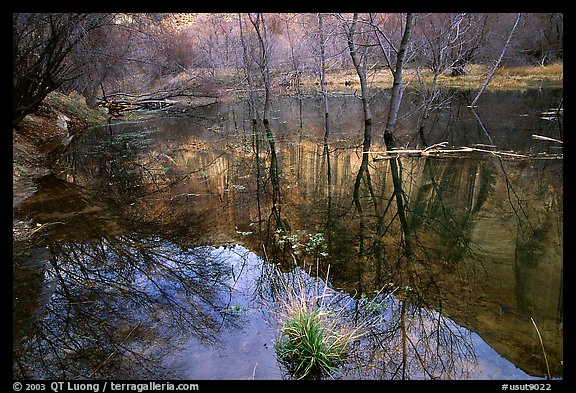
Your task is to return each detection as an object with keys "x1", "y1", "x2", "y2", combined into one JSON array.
[{"x1": 13, "y1": 88, "x2": 562, "y2": 379}]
